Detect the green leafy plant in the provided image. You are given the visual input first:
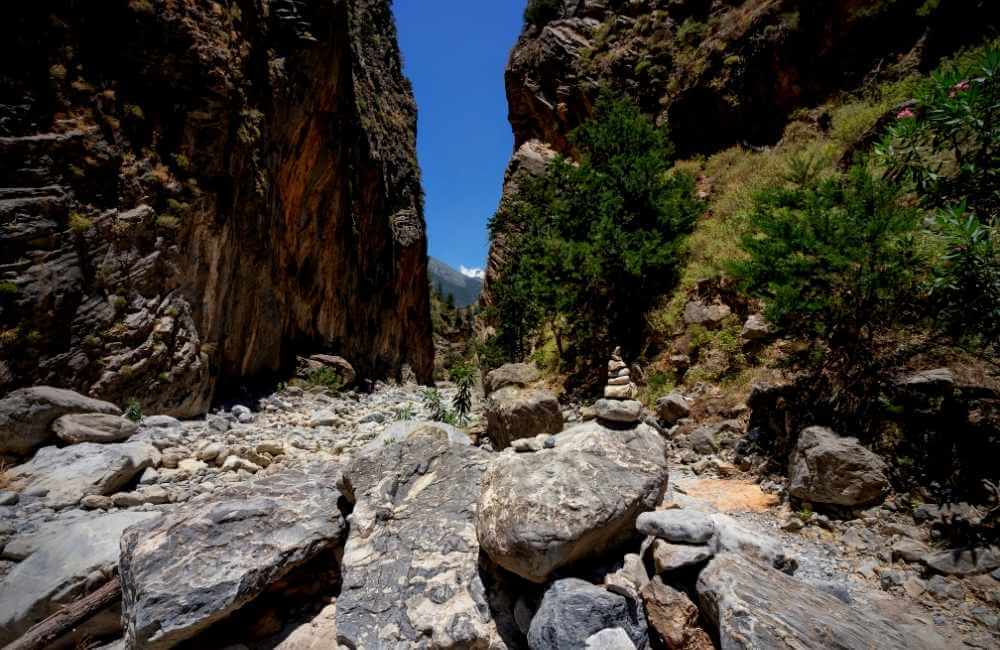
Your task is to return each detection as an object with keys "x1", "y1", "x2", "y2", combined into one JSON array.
[
  {"x1": 69, "y1": 212, "x2": 94, "y2": 233},
  {"x1": 124, "y1": 398, "x2": 142, "y2": 423},
  {"x1": 731, "y1": 162, "x2": 922, "y2": 349},
  {"x1": 0, "y1": 282, "x2": 17, "y2": 296},
  {"x1": 928, "y1": 204, "x2": 1000, "y2": 346},
  {"x1": 449, "y1": 362, "x2": 475, "y2": 425},
  {"x1": 305, "y1": 367, "x2": 343, "y2": 392},
  {"x1": 421, "y1": 388, "x2": 456, "y2": 425},
  {"x1": 877, "y1": 45, "x2": 999, "y2": 219},
  {"x1": 394, "y1": 404, "x2": 416, "y2": 421}
]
